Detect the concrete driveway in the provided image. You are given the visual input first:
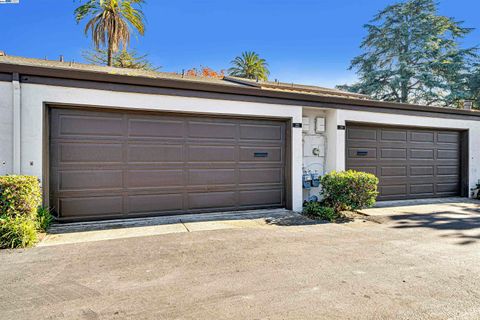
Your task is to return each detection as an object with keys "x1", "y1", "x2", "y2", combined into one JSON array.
[{"x1": 1, "y1": 199, "x2": 480, "y2": 319}]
